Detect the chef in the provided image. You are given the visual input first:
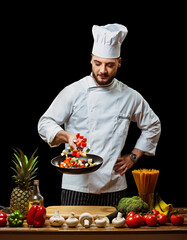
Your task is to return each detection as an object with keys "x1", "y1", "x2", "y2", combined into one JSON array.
[{"x1": 38, "y1": 23, "x2": 161, "y2": 206}]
